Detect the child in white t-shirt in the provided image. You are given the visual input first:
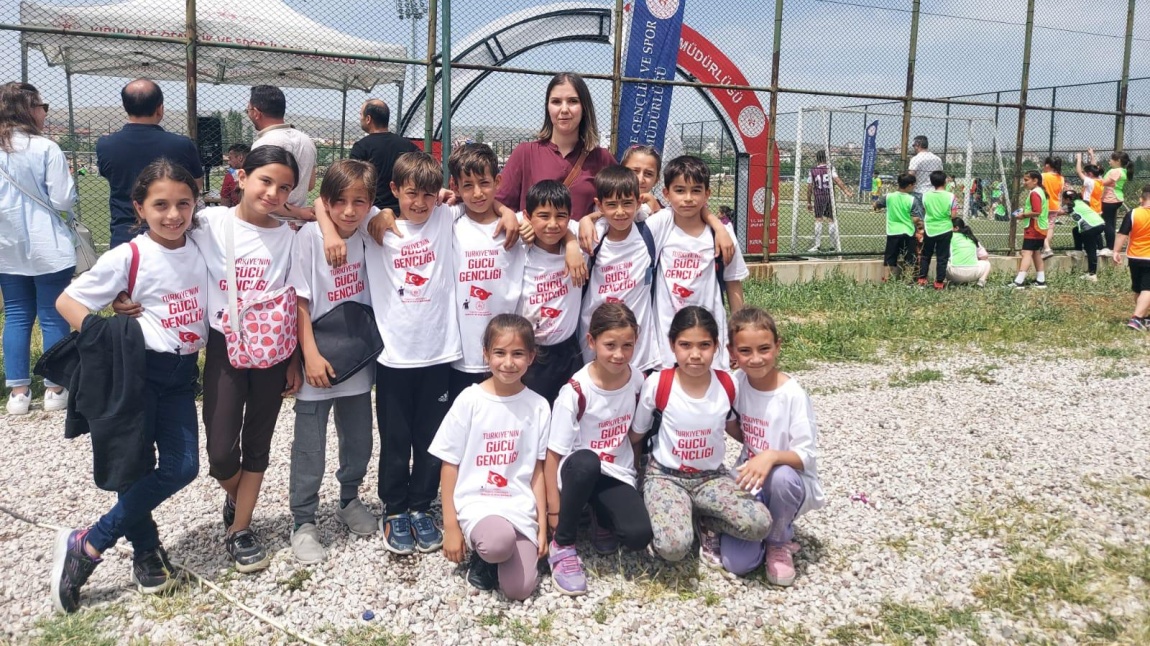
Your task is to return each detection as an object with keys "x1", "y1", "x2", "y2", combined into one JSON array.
[
  {"x1": 621, "y1": 144, "x2": 664, "y2": 218},
  {"x1": 545, "y1": 302, "x2": 651, "y2": 596},
  {"x1": 646, "y1": 156, "x2": 748, "y2": 370},
  {"x1": 631, "y1": 306, "x2": 769, "y2": 565},
  {"x1": 285, "y1": 160, "x2": 379, "y2": 564},
  {"x1": 430, "y1": 314, "x2": 551, "y2": 600},
  {"x1": 719, "y1": 307, "x2": 825, "y2": 587},
  {"x1": 575, "y1": 166, "x2": 660, "y2": 371},
  {"x1": 52, "y1": 160, "x2": 208, "y2": 611},
  {"x1": 447, "y1": 144, "x2": 526, "y2": 400},
  {"x1": 518, "y1": 181, "x2": 585, "y2": 404}
]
